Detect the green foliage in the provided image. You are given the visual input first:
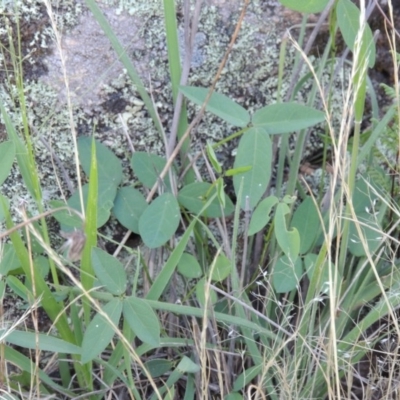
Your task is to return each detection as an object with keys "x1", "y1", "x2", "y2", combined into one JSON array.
[
  {"x1": 179, "y1": 85, "x2": 250, "y2": 127},
  {"x1": 0, "y1": 141, "x2": 15, "y2": 186},
  {"x1": 252, "y1": 102, "x2": 325, "y2": 134},
  {"x1": 178, "y1": 182, "x2": 234, "y2": 218},
  {"x1": 81, "y1": 298, "x2": 123, "y2": 364},
  {"x1": 278, "y1": 0, "x2": 329, "y2": 13},
  {"x1": 337, "y1": 0, "x2": 376, "y2": 68},
  {"x1": 139, "y1": 193, "x2": 180, "y2": 248},
  {"x1": 1, "y1": 0, "x2": 399, "y2": 398}
]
